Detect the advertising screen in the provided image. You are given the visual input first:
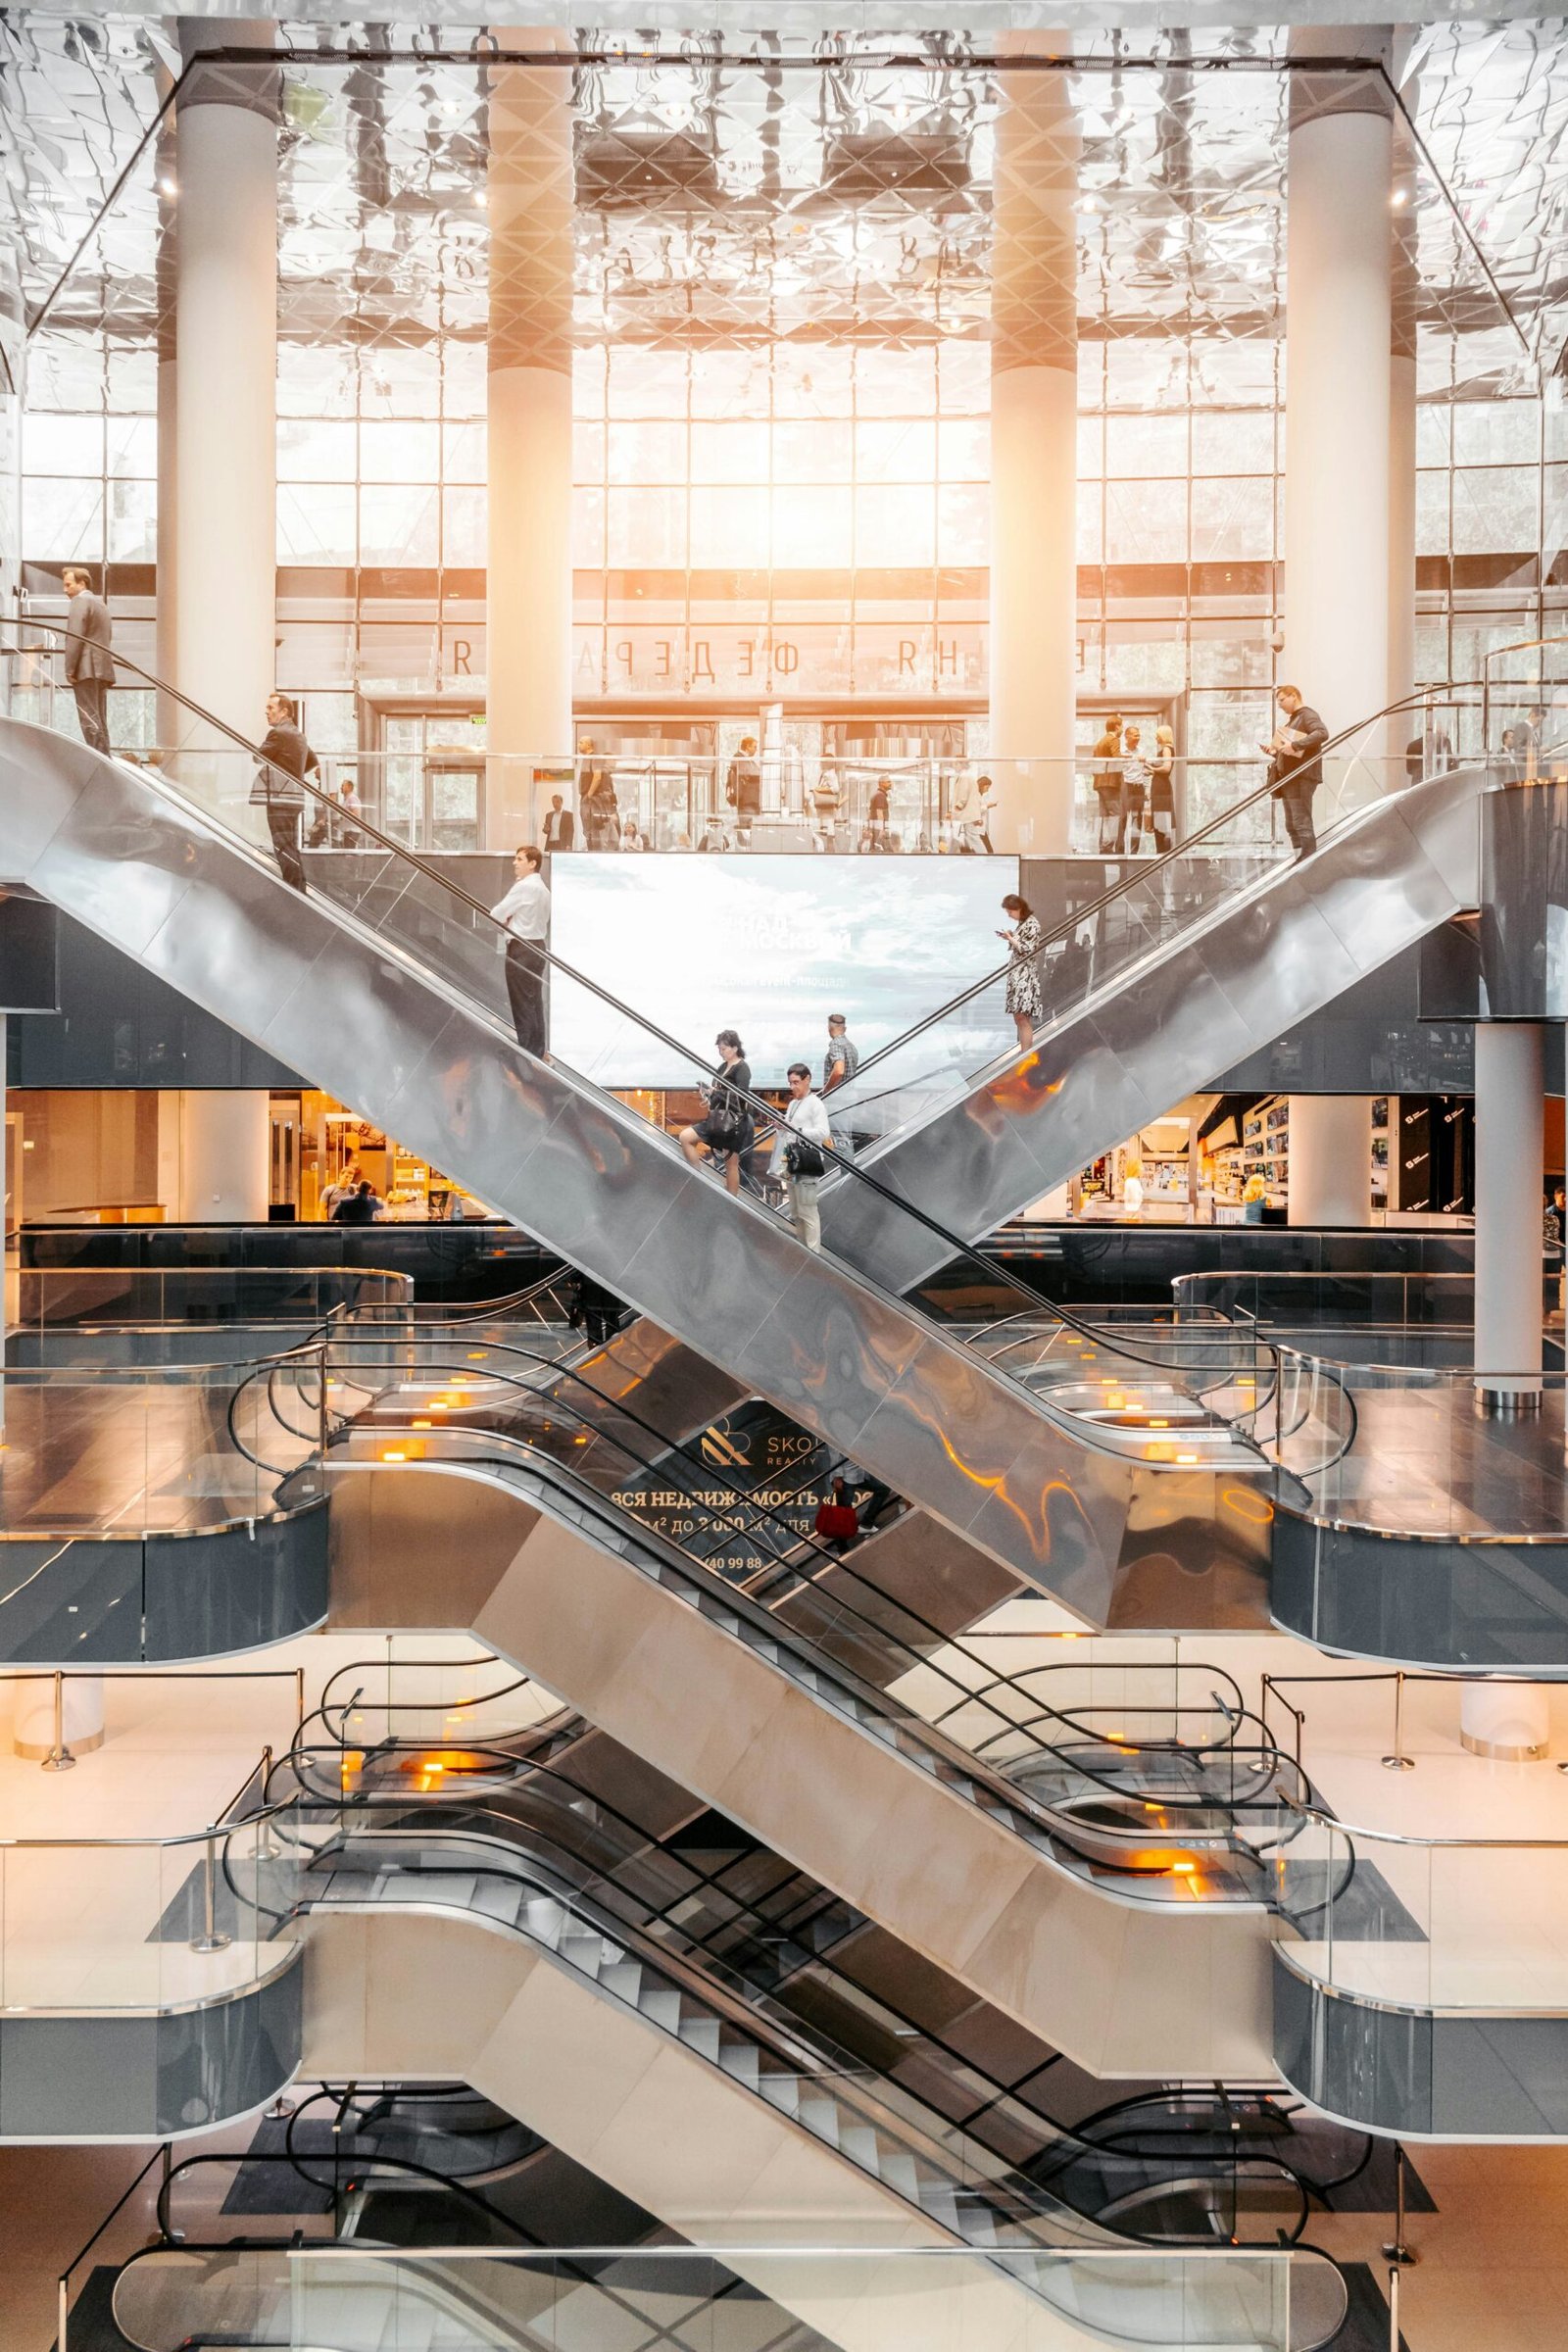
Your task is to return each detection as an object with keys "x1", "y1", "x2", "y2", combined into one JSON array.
[{"x1": 550, "y1": 854, "x2": 1018, "y2": 1090}]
